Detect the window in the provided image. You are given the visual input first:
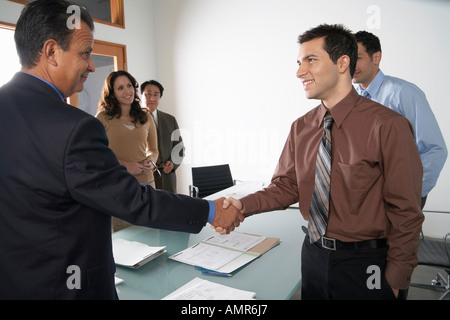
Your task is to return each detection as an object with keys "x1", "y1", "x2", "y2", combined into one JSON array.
[
  {"x1": 0, "y1": 23, "x2": 21, "y2": 87},
  {"x1": 9, "y1": 0, "x2": 125, "y2": 28}
]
